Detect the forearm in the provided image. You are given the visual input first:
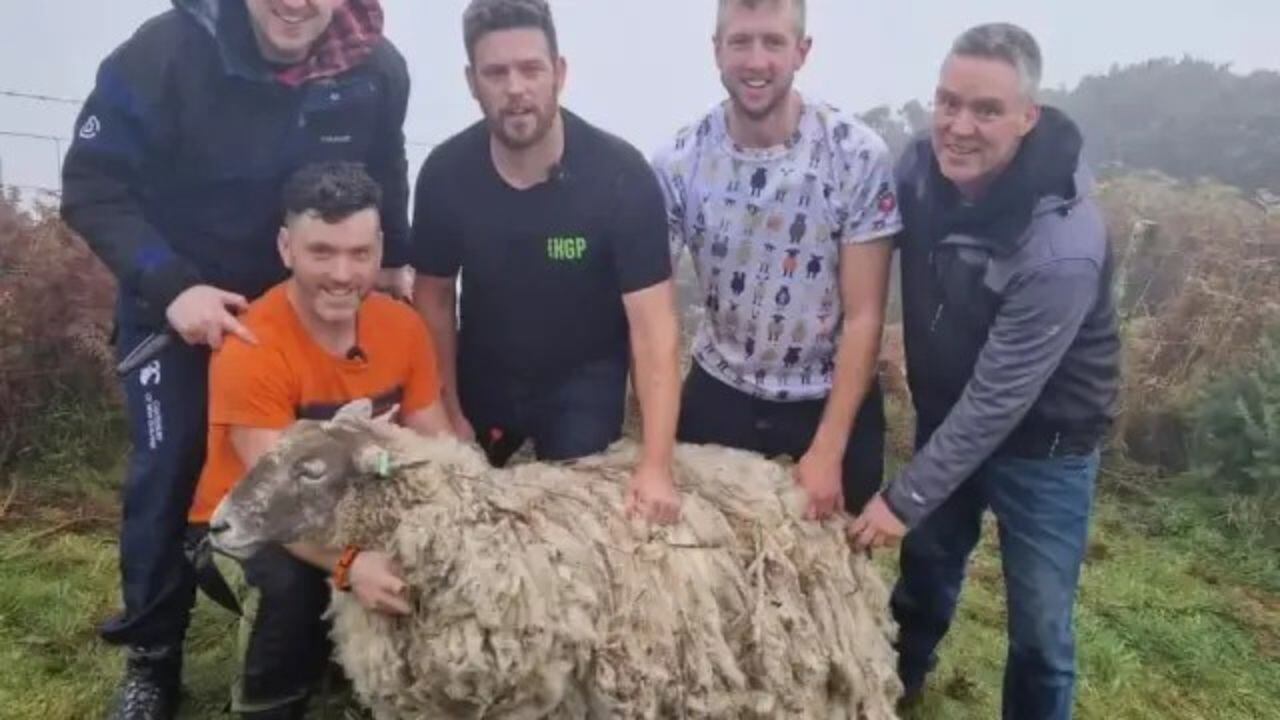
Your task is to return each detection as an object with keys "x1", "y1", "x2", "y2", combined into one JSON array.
[
  {"x1": 404, "y1": 403, "x2": 454, "y2": 438},
  {"x1": 630, "y1": 304, "x2": 681, "y2": 469},
  {"x1": 884, "y1": 358, "x2": 1043, "y2": 527},
  {"x1": 413, "y1": 279, "x2": 463, "y2": 417},
  {"x1": 809, "y1": 313, "x2": 883, "y2": 459},
  {"x1": 885, "y1": 262, "x2": 1102, "y2": 527}
]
